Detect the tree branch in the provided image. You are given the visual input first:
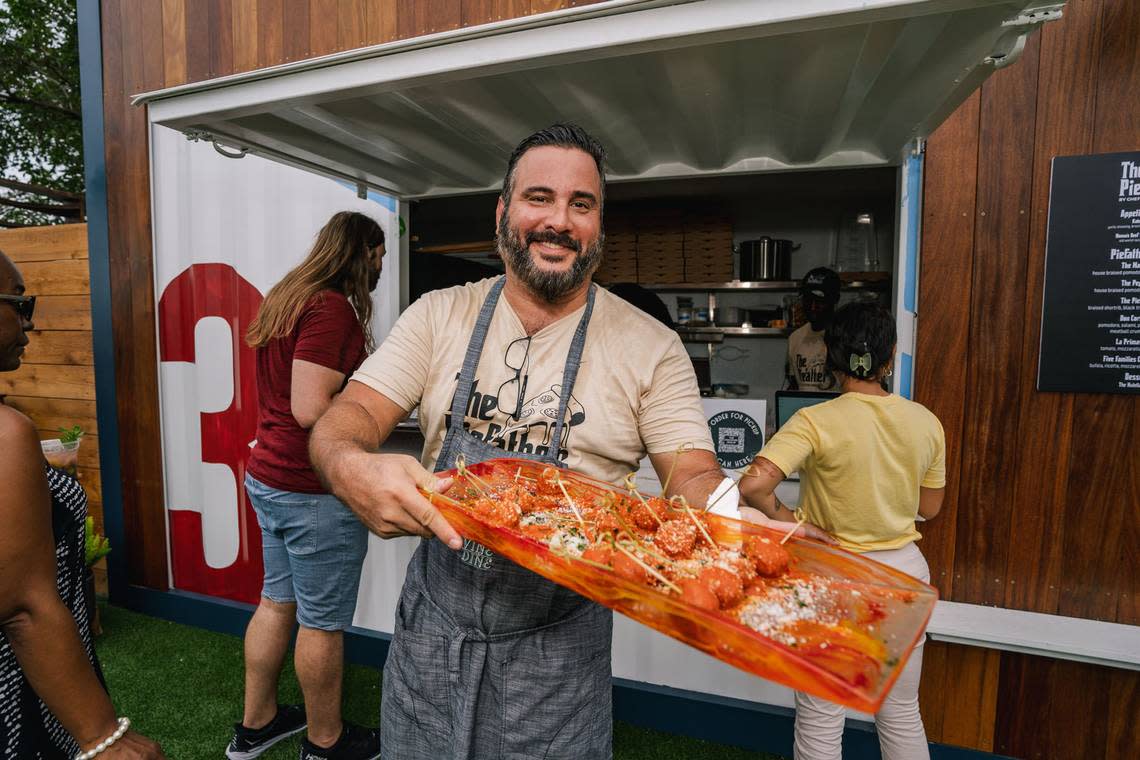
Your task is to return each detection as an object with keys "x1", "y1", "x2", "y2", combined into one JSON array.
[
  {"x1": 0, "y1": 177, "x2": 82, "y2": 201},
  {"x1": 0, "y1": 93, "x2": 82, "y2": 120},
  {"x1": 0, "y1": 196, "x2": 82, "y2": 217}
]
